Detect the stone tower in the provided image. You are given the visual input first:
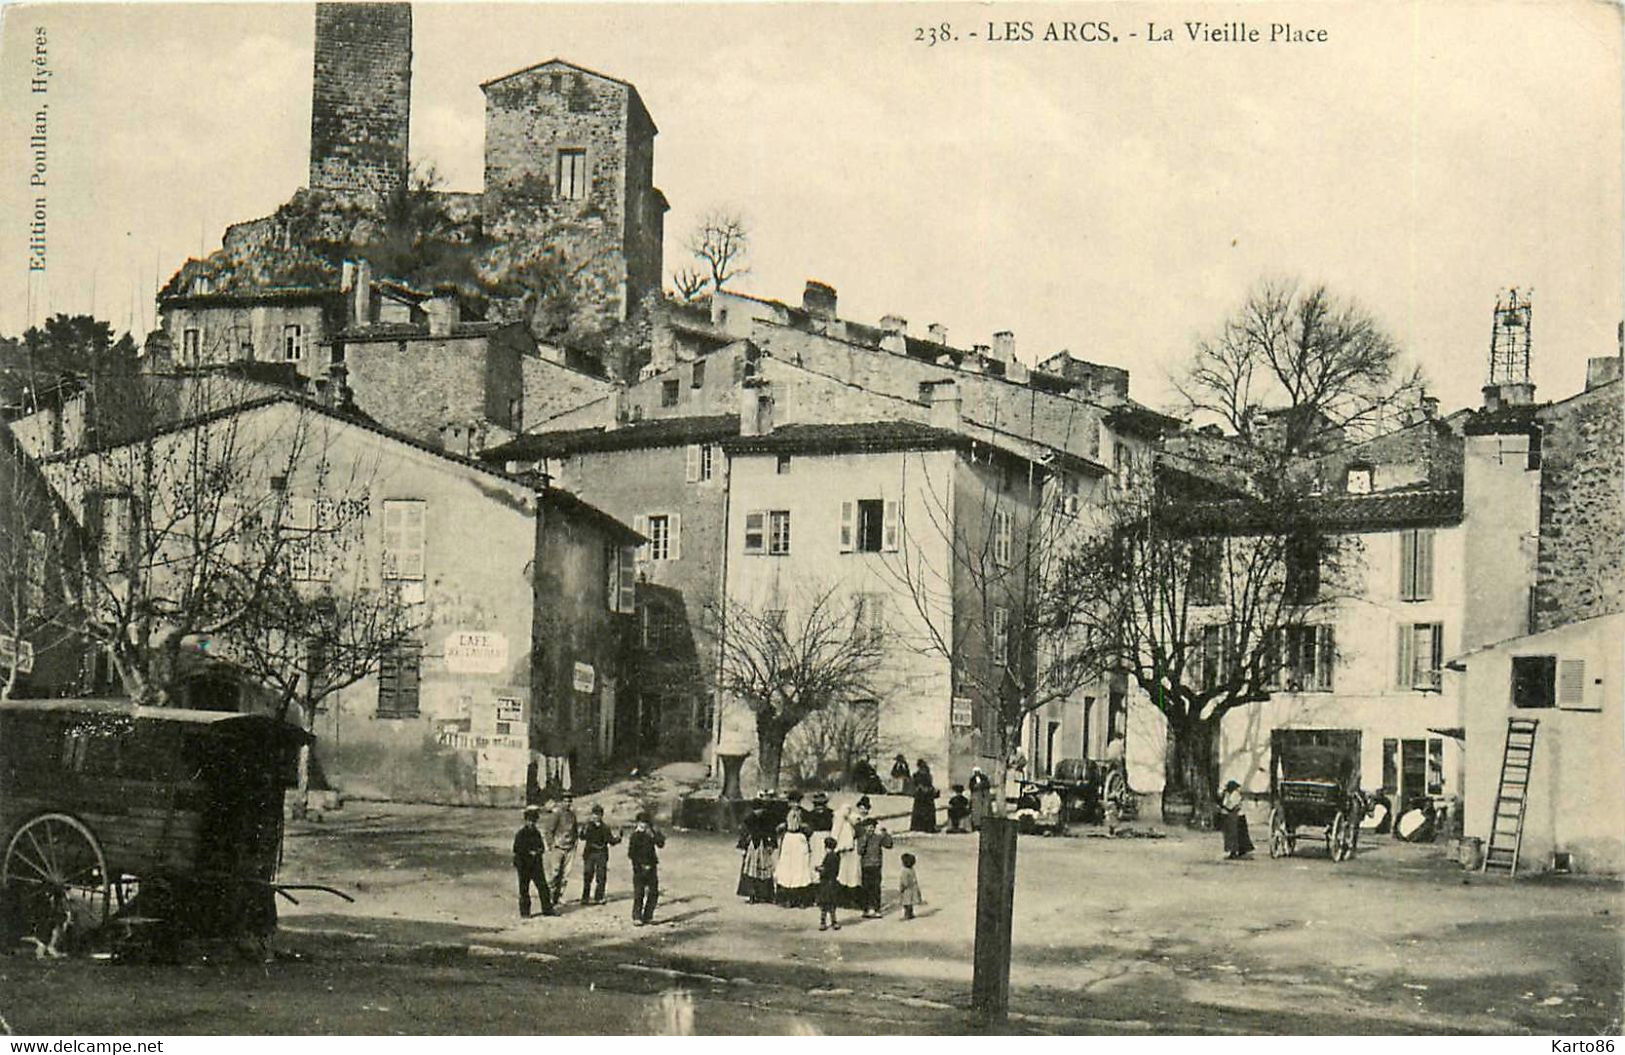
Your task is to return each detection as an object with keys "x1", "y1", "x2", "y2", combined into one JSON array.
[
  {"x1": 480, "y1": 59, "x2": 667, "y2": 345},
  {"x1": 309, "y1": 2, "x2": 413, "y2": 205}
]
